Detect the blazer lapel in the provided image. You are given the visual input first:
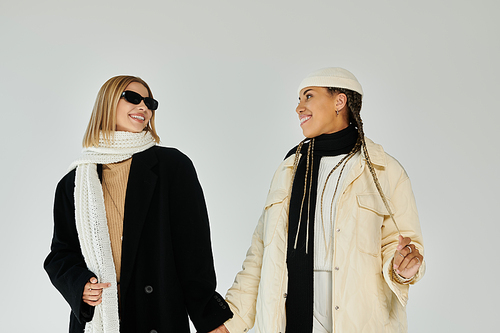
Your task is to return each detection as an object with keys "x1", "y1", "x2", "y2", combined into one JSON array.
[{"x1": 120, "y1": 147, "x2": 158, "y2": 298}]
